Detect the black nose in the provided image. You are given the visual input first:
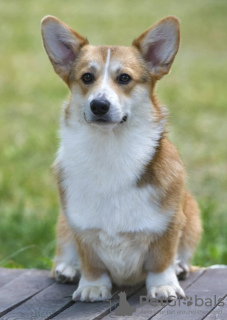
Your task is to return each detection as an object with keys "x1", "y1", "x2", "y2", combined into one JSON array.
[{"x1": 90, "y1": 99, "x2": 110, "y2": 116}]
